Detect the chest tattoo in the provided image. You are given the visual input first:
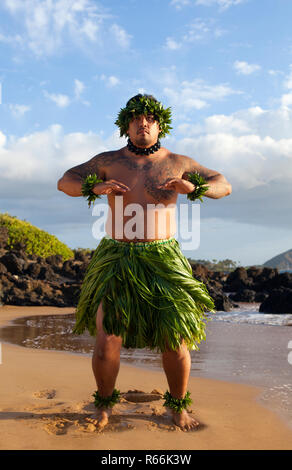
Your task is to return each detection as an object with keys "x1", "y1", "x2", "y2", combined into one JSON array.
[{"x1": 73, "y1": 151, "x2": 184, "y2": 202}]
